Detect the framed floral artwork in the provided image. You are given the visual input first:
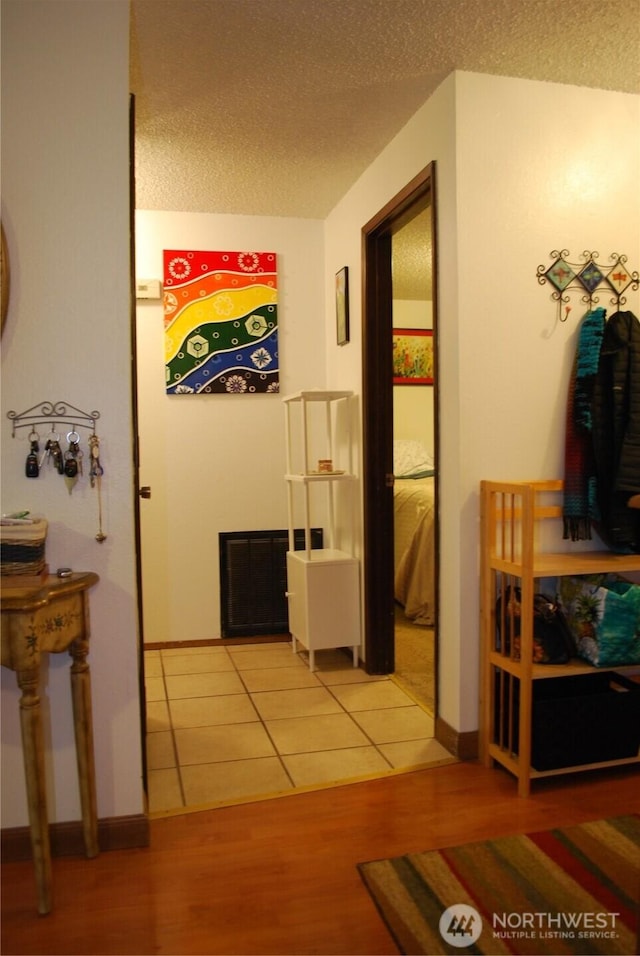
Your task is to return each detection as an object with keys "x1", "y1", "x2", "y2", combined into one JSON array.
[
  {"x1": 392, "y1": 328, "x2": 433, "y2": 385},
  {"x1": 335, "y1": 266, "x2": 349, "y2": 346}
]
